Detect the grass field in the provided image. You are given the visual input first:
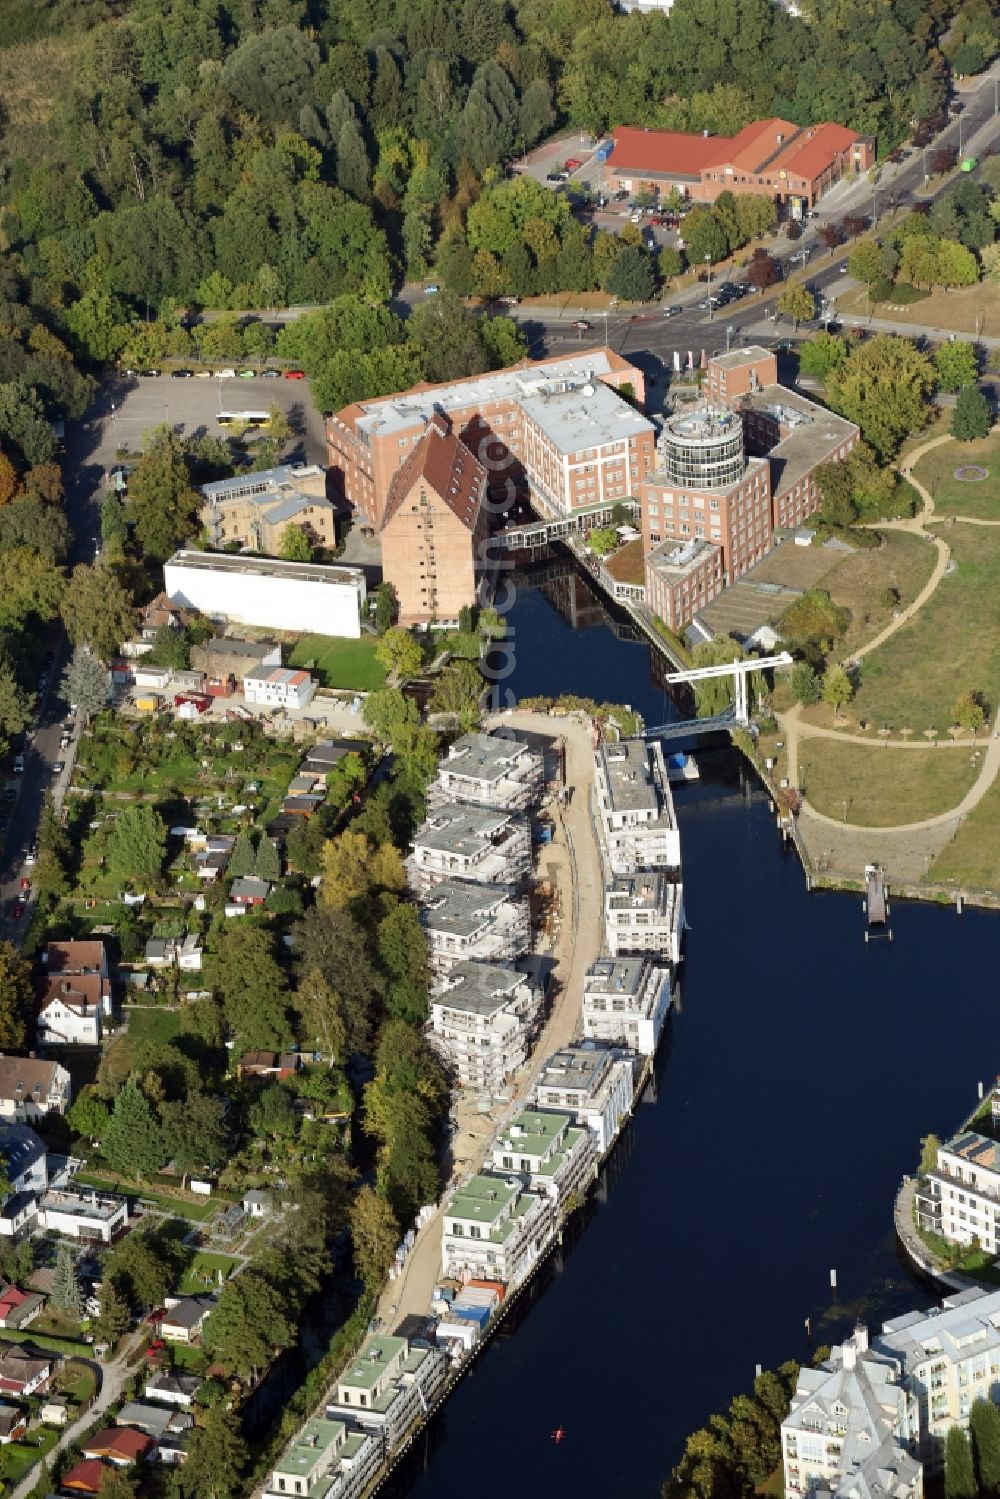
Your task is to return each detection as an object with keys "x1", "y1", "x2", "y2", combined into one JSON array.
[
  {"x1": 822, "y1": 532, "x2": 938, "y2": 658},
  {"x1": 851, "y1": 525, "x2": 1000, "y2": 733},
  {"x1": 837, "y1": 278, "x2": 1000, "y2": 337},
  {"x1": 123, "y1": 1008, "x2": 182, "y2": 1048},
  {"x1": 54, "y1": 1358, "x2": 99, "y2": 1408},
  {"x1": 0, "y1": 1426, "x2": 60, "y2": 1484},
  {"x1": 914, "y1": 429, "x2": 1000, "y2": 519},
  {"x1": 930, "y1": 775, "x2": 1000, "y2": 888},
  {"x1": 74, "y1": 1172, "x2": 216, "y2": 1222},
  {"x1": 799, "y1": 740, "x2": 978, "y2": 825},
  {"x1": 289, "y1": 634, "x2": 386, "y2": 691},
  {"x1": 177, "y1": 1251, "x2": 241, "y2": 1296}
]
